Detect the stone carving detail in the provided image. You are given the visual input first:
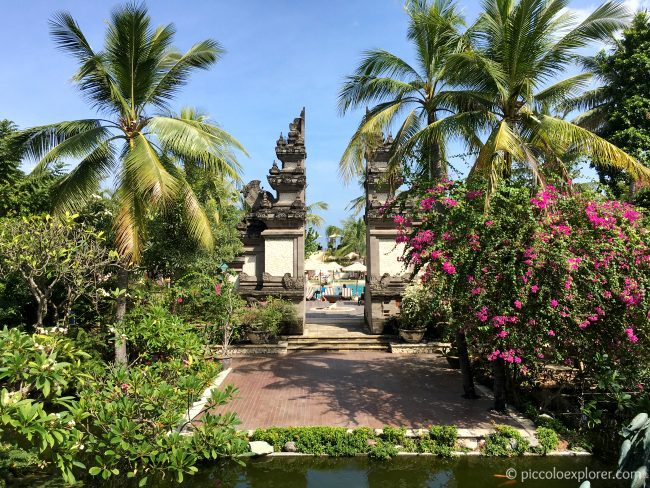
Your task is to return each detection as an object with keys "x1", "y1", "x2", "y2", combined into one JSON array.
[{"x1": 282, "y1": 273, "x2": 304, "y2": 290}]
